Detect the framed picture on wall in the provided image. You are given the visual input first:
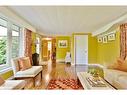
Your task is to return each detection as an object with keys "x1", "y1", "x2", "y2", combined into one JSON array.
[
  {"x1": 58, "y1": 40, "x2": 68, "y2": 48},
  {"x1": 108, "y1": 33, "x2": 116, "y2": 41},
  {"x1": 103, "y1": 36, "x2": 107, "y2": 43},
  {"x1": 97, "y1": 37, "x2": 102, "y2": 43}
]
